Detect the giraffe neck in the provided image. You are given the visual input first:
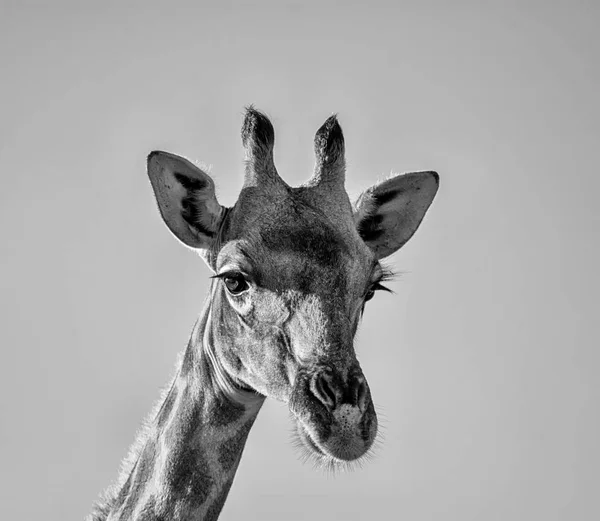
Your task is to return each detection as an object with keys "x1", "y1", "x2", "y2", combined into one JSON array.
[{"x1": 104, "y1": 298, "x2": 265, "y2": 521}]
